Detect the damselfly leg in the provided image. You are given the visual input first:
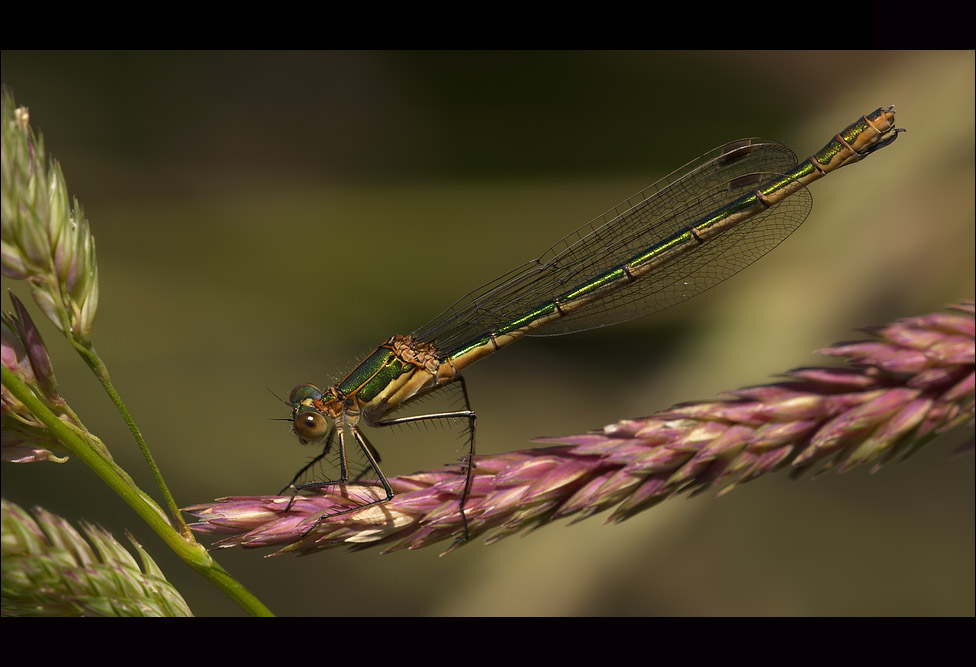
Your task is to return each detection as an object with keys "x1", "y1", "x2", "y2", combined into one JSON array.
[{"x1": 285, "y1": 376, "x2": 476, "y2": 541}]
